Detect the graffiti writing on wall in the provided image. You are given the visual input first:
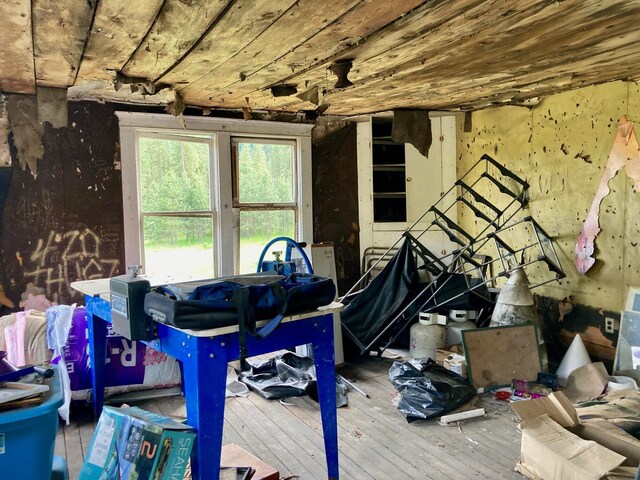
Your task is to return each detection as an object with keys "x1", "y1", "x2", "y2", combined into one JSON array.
[
  {"x1": 24, "y1": 228, "x2": 120, "y2": 302},
  {"x1": 14, "y1": 194, "x2": 57, "y2": 232}
]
